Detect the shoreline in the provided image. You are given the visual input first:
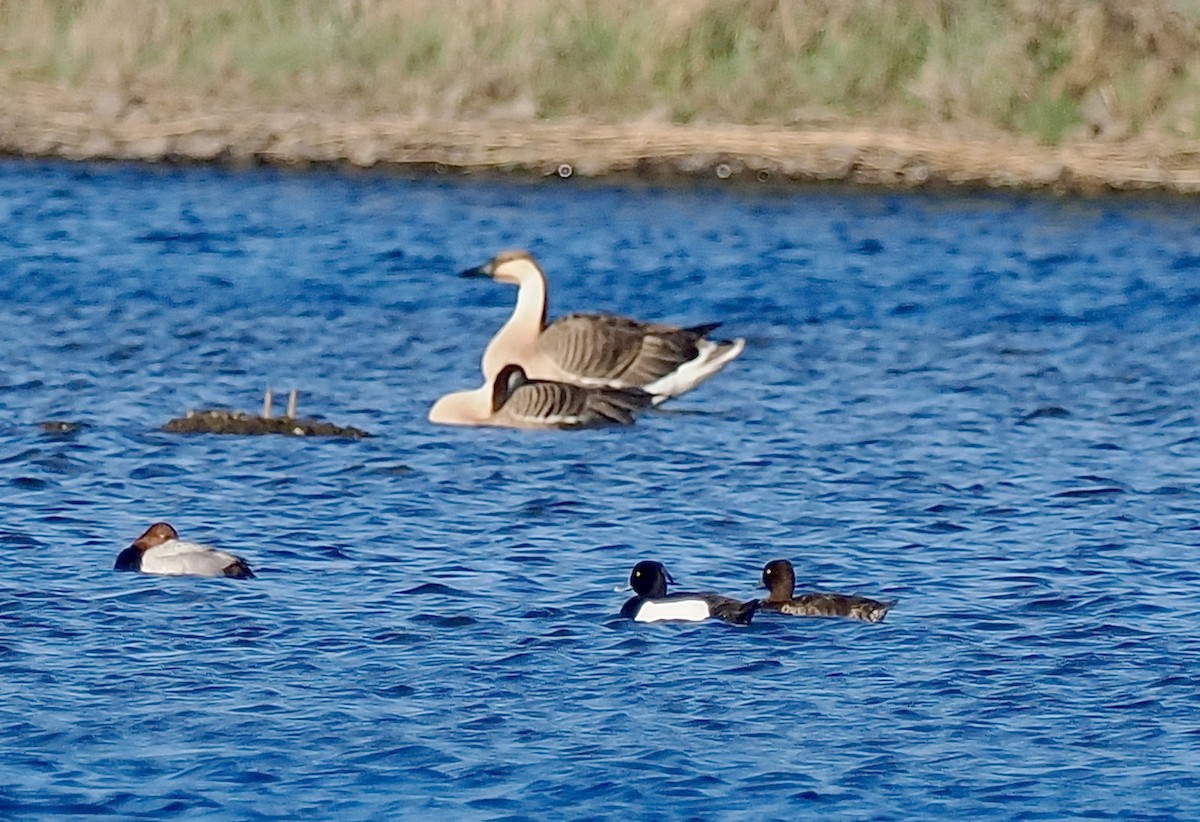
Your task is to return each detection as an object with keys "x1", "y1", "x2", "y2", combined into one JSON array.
[{"x1": 4, "y1": 85, "x2": 1200, "y2": 195}]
